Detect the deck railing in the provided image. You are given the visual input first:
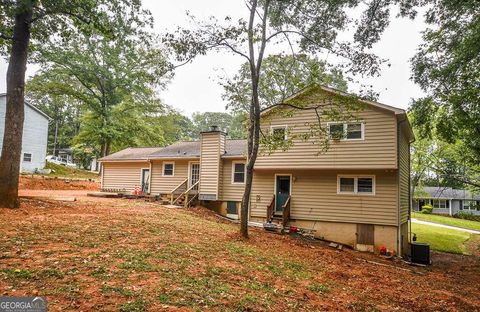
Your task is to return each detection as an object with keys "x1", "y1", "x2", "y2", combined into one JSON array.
[
  {"x1": 170, "y1": 178, "x2": 188, "y2": 204},
  {"x1": 282, "y1": 196, "x2": 291, "y2": 227},
  {"x1": 266, "y1": 195, "x2": 275, "y2": 223}
]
